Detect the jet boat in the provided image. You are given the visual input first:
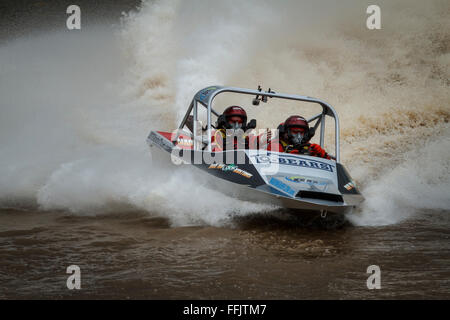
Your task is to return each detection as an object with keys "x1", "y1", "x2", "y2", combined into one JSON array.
[{"x1": 147, "y1": 86, "x2": 364, "y2": 216}]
